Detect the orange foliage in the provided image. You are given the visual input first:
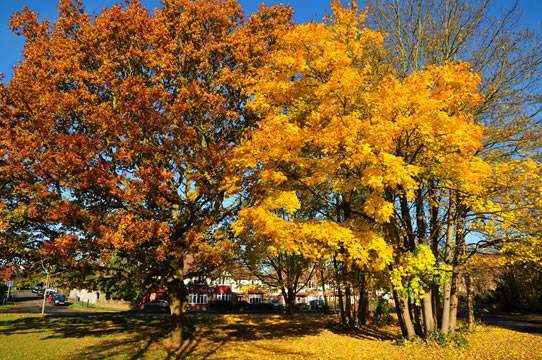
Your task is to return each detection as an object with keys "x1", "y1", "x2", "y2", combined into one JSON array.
[{"x1": 0, "y1": 0, "x2": 292, "y2": 280}]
